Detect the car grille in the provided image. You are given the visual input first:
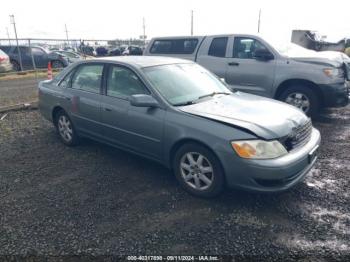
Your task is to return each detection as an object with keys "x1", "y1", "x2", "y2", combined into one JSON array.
[{"x1": 283, "y1": 119, "x2": 313, "y2": 151}]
